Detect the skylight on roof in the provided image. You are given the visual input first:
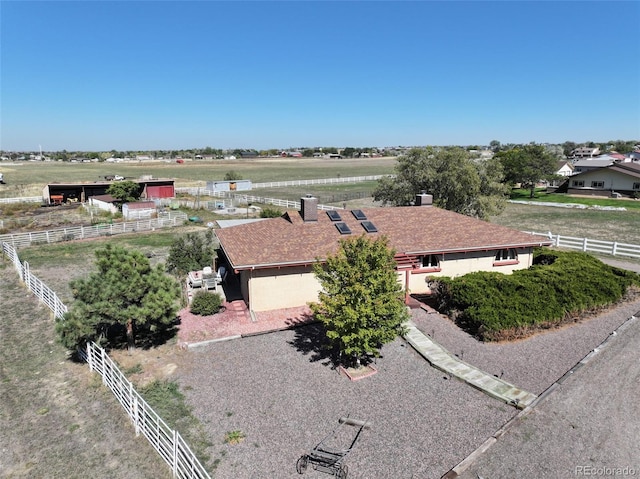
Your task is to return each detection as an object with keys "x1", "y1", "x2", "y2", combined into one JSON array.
[
  {"x1": 361, "y1": 221, "x2": 378, "y2": 233},
  {"x1": 327, "y1": 210, "x2": 342, "y2": 221},
  {"x1": 335, "y1": 222, "x2": 352, "y2": 235},
  {"x1": 351, "y1": 209, "x2": 367, "y2": 220}
]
